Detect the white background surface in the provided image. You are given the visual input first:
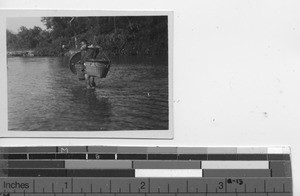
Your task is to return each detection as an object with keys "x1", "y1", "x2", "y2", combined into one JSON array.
[{"x1": 0, "y1": 0, "x2": 299, "y2": 194}]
